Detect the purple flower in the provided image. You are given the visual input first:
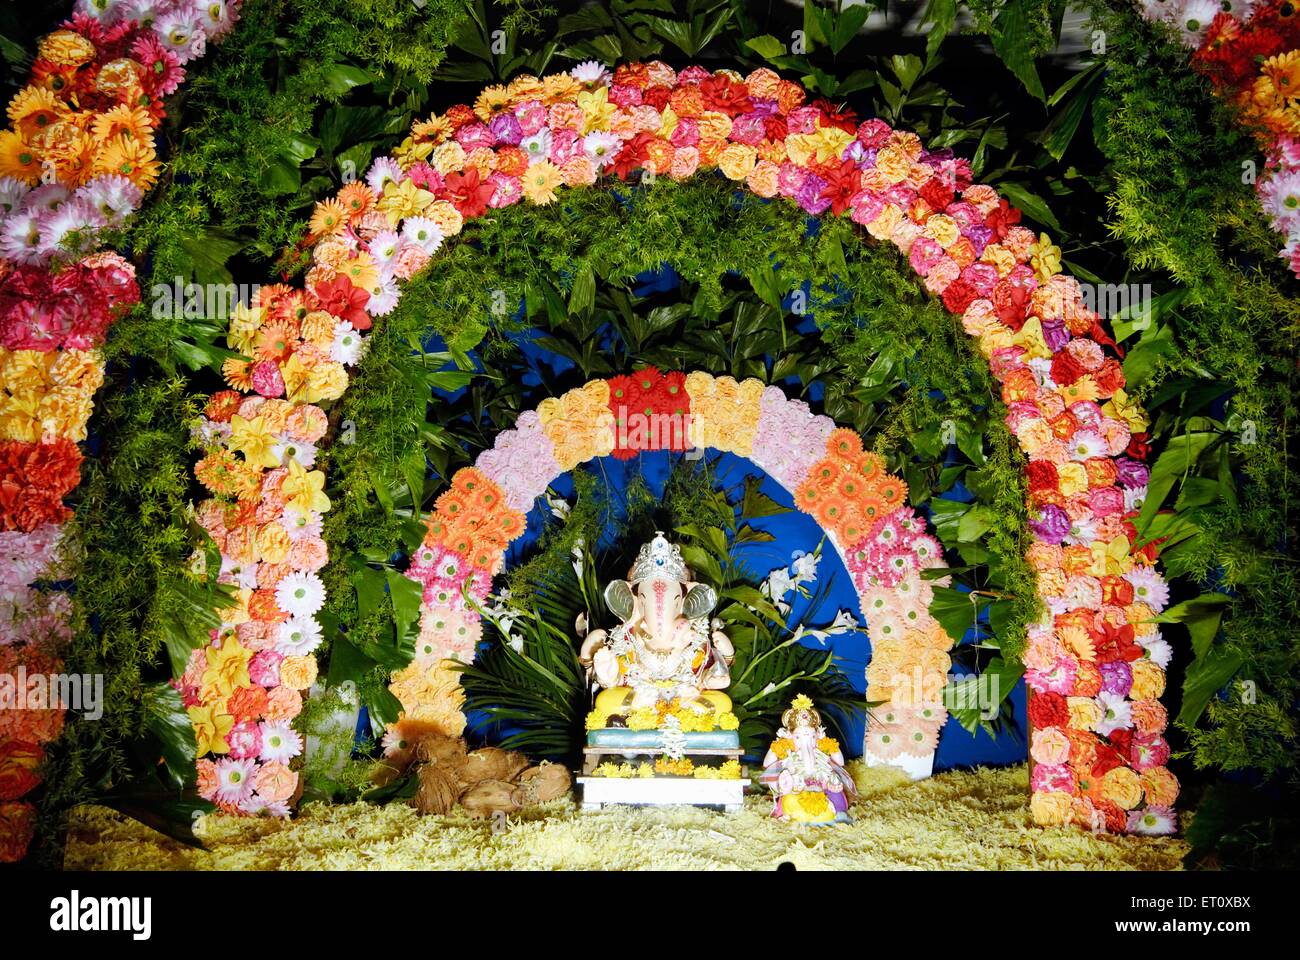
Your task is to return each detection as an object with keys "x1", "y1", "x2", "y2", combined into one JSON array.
[
  {"x1": 794, "y1": 174, "x2": 831, "y2": 215},
  {"x1": 1100, "y1": 660, "x2": 1133, "y2": 697},
  {"x1": 489, "y1": 112, "x2": 523, "y2": 145},
  {"x1": 1029, "y1": 503, "x2": 1071, "y2": 544},
  {"x1": 1115, "y1": 458, "x2": 1150, "y2": 489}
]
